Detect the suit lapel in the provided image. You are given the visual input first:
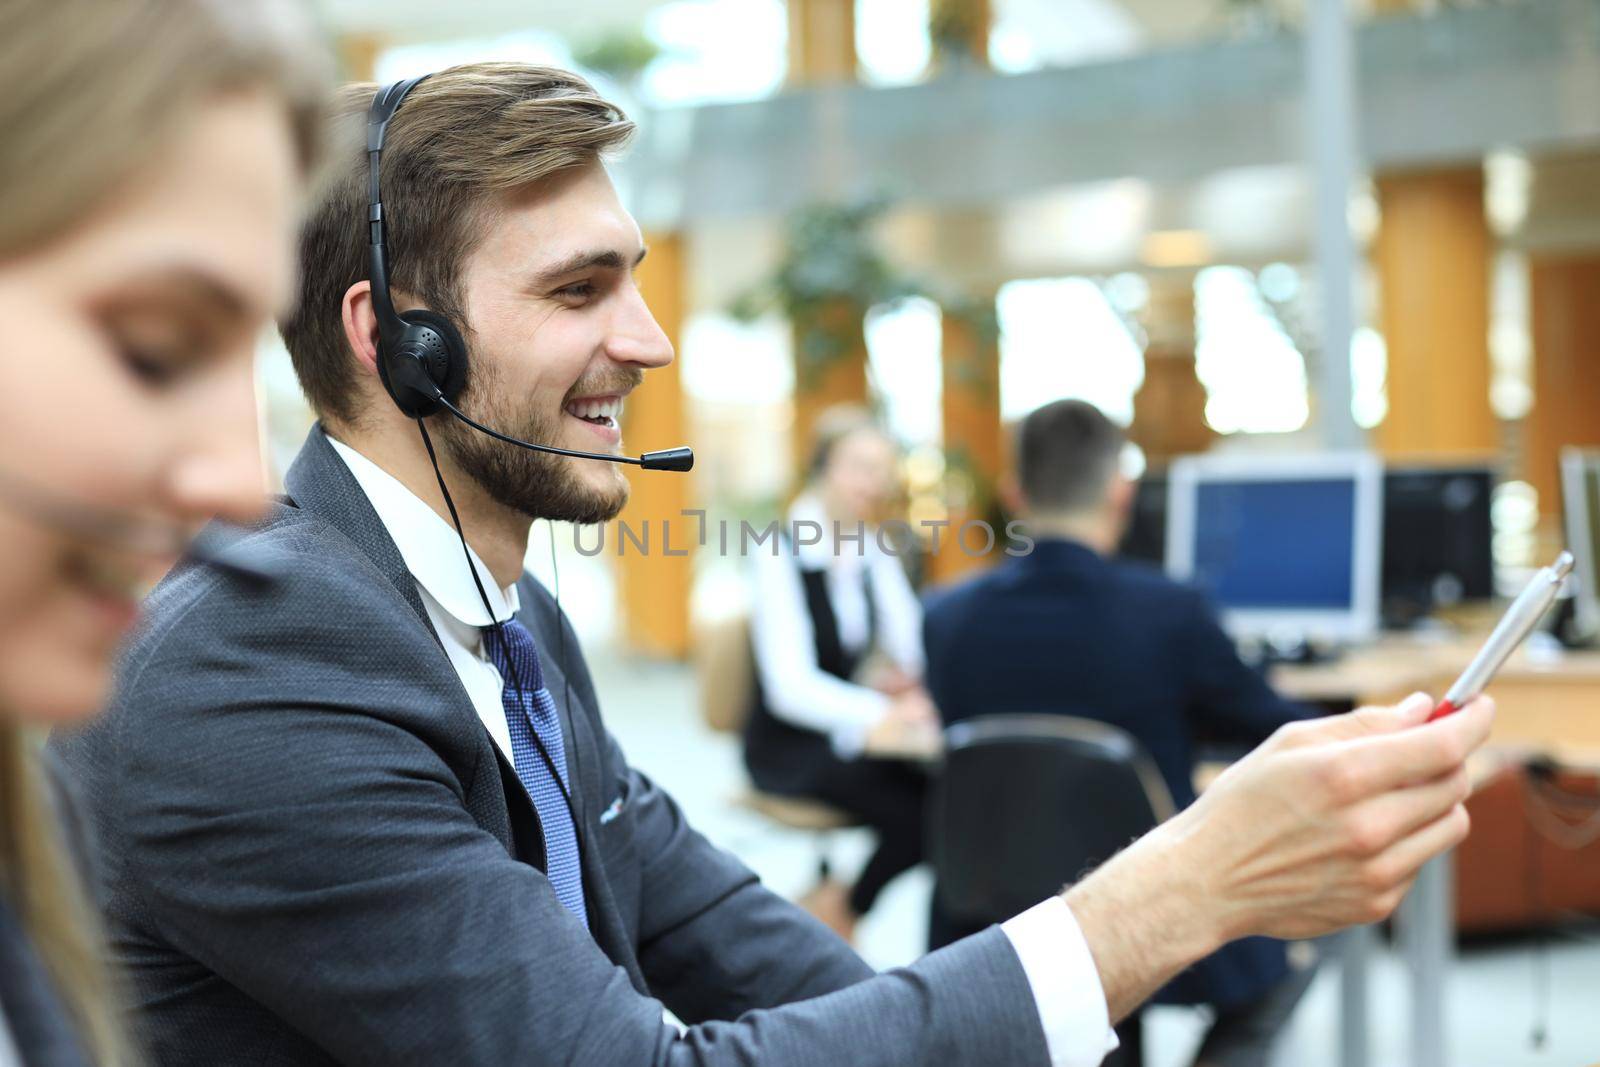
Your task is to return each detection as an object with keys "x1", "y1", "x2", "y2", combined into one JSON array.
[
  {"x1": 283, "y1": 424, "x2": 435, "y2": 636},
  {"x1": 283, "y1": 425, "x2": 519, "y2": 852}
]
